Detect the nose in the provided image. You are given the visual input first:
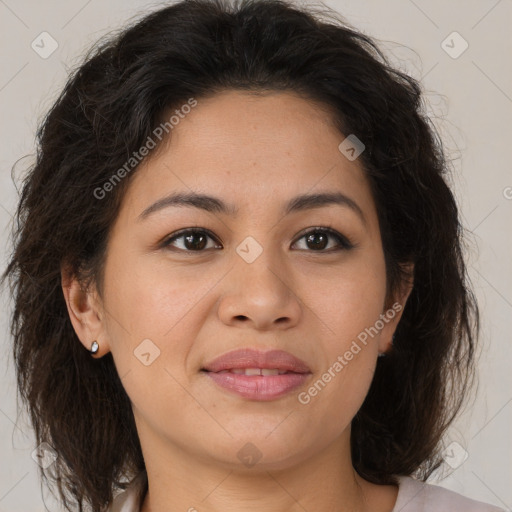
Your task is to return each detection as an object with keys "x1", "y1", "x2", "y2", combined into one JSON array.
[{"x1": 217, "y1": 244, "x2": 302, "y2": 331}]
